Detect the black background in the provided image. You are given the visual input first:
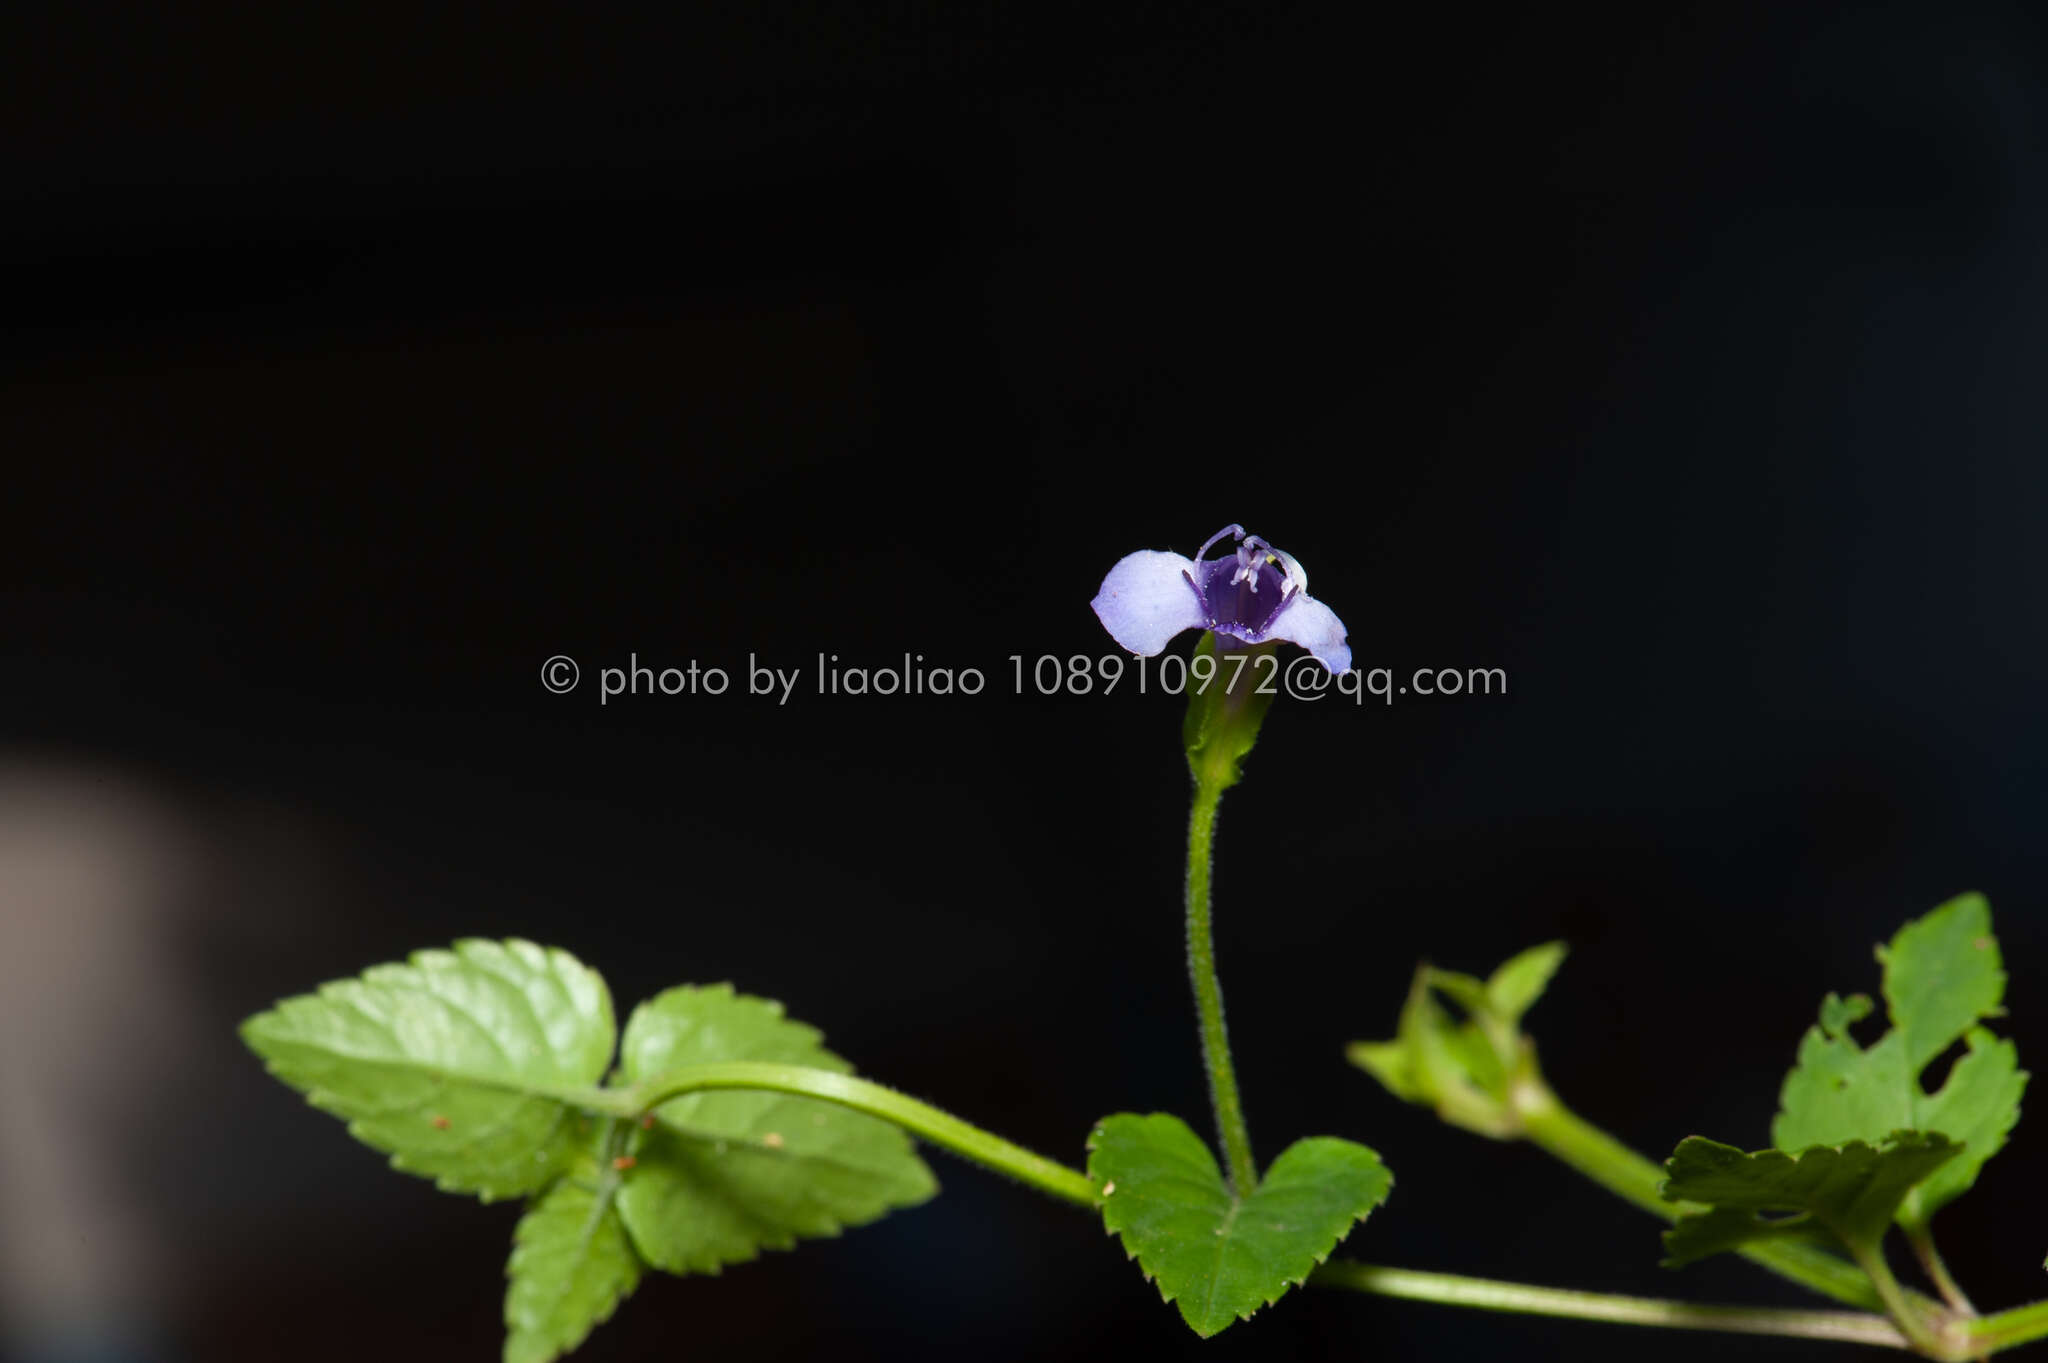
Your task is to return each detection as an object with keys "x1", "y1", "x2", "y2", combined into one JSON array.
[{"x1": 5, "y1": 3, "x2": 2047, "y2": 1361}]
